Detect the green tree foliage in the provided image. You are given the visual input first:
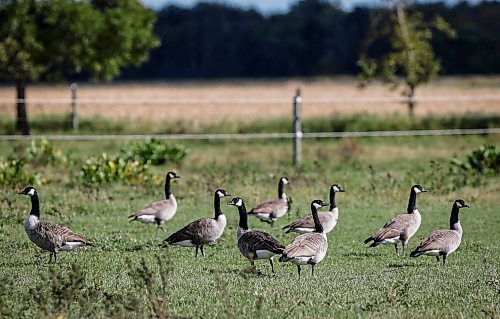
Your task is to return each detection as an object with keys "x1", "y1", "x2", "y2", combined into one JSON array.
[
  {"x1": 121, "y1": 1, "x2": 500, "y2": 81},
  {"x1": 0, "y1": 0, "x2": 159, "y2": 134},
  {"x1": 357, "y1": 0, "x2": 455, "y2": 117}
]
